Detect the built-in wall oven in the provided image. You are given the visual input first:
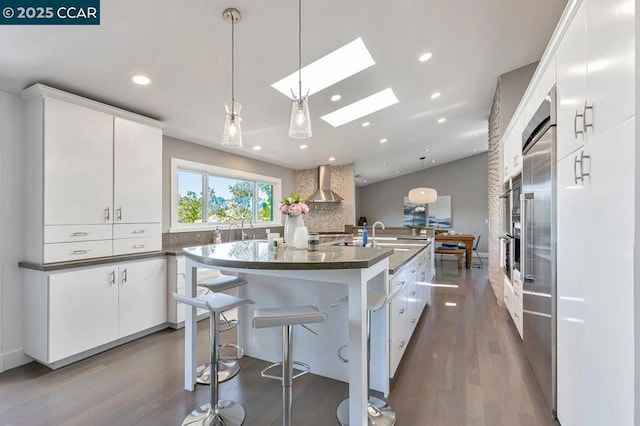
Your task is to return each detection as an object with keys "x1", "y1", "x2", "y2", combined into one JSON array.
[{"x1": 511, "y1": 173, "x2": 522, "y2": 275}]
